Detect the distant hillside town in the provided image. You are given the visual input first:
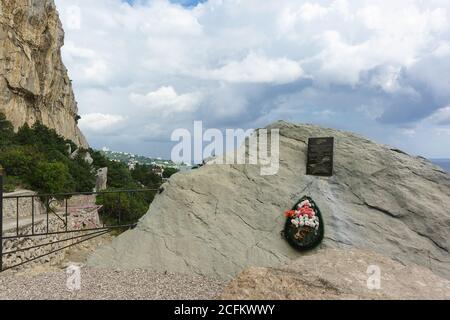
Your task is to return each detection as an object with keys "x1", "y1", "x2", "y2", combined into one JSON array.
[{"x1": 99, "y1": 147, "x2": 189, "y2": 171}]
